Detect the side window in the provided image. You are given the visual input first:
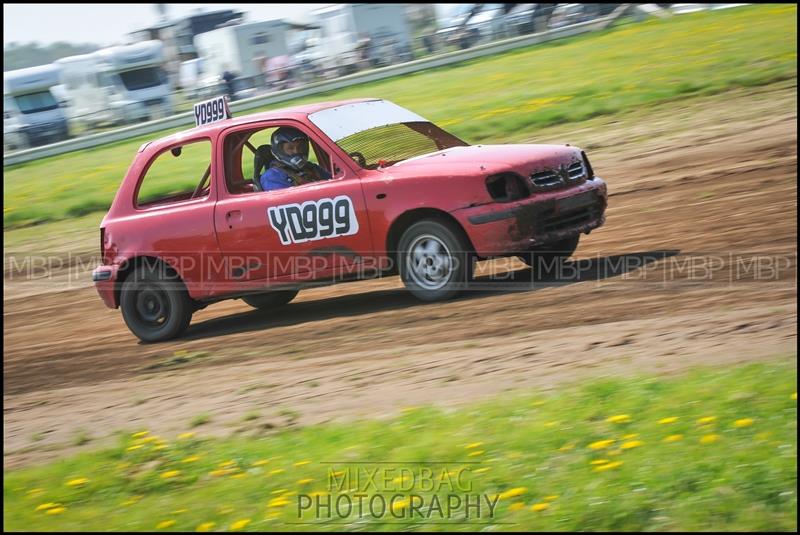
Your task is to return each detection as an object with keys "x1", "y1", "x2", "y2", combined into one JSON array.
[
  {"x1": 137, "y1": 139, "x2": 212, "y2": 207},
  {"x1": 224, "y1": 126, "x2": 334, "y2": 195}
]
